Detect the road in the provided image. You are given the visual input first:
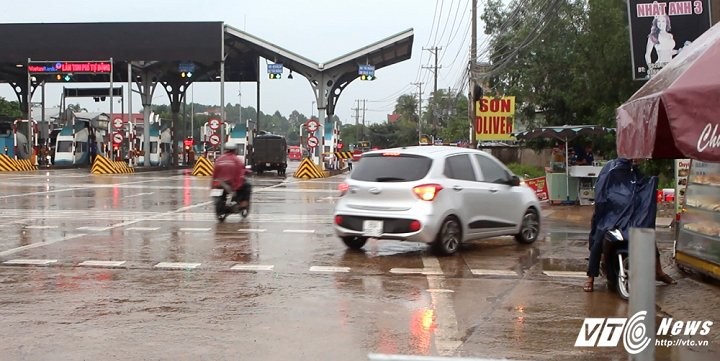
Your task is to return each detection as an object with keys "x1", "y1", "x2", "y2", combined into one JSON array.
[{"x1": 0, "y1": 164, "x2": 718, "y2": 361}]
